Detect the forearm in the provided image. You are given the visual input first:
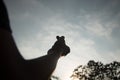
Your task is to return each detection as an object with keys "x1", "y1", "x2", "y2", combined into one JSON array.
[
  {"x1": 0, "y1": 0, "x2": 12, "y2": 33},
  {"x1": 0, "y1": 0, "x2": 24, "y2": 62}
]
